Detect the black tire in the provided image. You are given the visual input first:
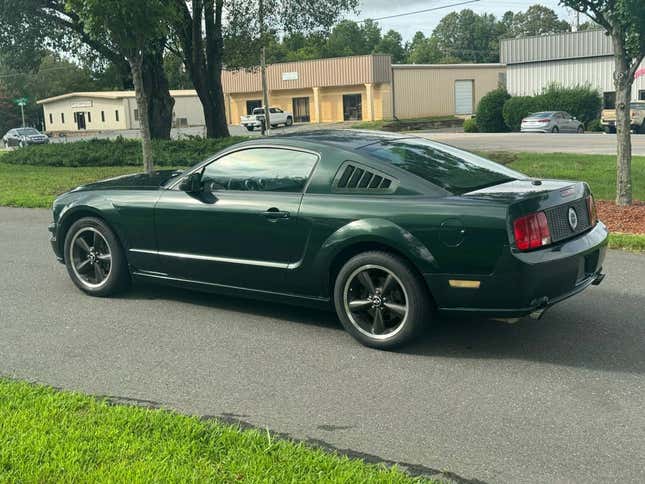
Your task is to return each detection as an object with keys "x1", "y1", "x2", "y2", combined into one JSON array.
[
  {"x1": 286, "y1": 116, "x2": 293, "y2": 126},
  {"x1": 246, "y1": 126, "x2": 254, "y2": 132},
  {"x1": 333, "y1": 251, "x2": 430, "y2": 350},
  {"x1": 63, "y1": 217, "x2": 130, "y2": 297},
  {"x1": 577, "y1": 126, "x2": 584, "y2": 134},
  {"x1": 551, "y1": 126, "x2": 559, "y2": 134}
]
